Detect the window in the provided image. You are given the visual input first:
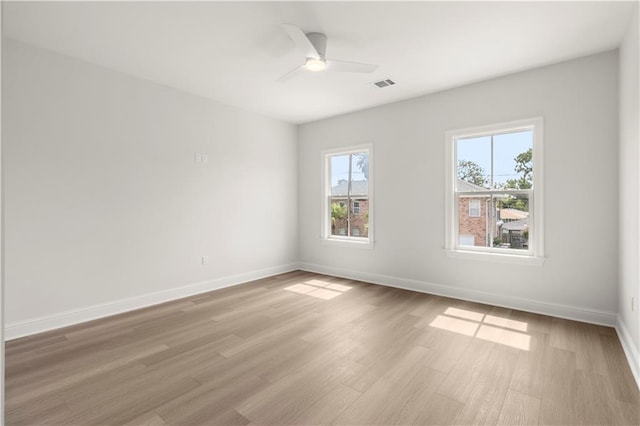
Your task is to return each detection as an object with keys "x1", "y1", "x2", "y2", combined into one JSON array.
[
  {"x1": 459, "y1": 235, "x2": 475, "y2": 246},
  {"x1": 323, "y1": 146, "x2": 372, "y2": 245},
  {"x1": 468, "y1": 199, "x2": 481, "y2": 217},
  {"x1": 445, "y1": 118, "x2": 544, "y2": 262}
]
